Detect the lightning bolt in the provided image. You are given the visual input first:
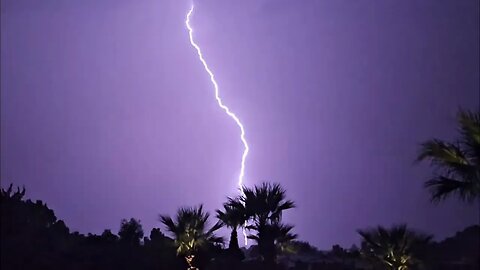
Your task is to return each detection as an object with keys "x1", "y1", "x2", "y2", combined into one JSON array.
[{"x1": 185, "y1": 5, "x2": 249, "y2": 245}]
